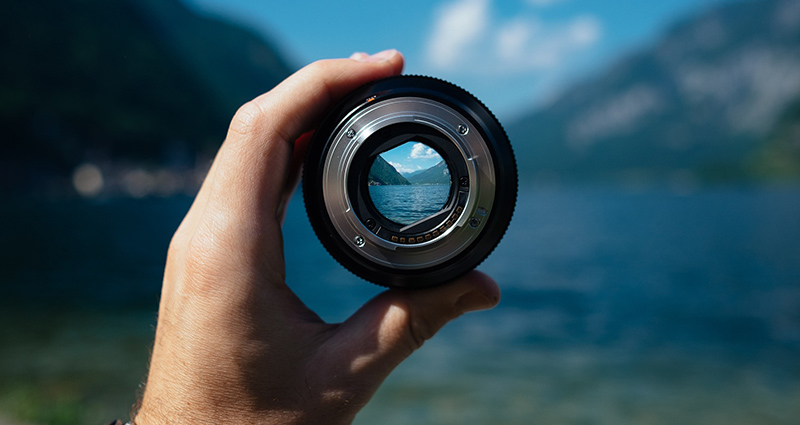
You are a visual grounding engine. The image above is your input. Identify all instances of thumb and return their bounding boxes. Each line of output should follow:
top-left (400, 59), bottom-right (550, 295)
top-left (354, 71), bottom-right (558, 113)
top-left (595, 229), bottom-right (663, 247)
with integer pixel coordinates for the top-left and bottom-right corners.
top-left (334, 271), bottom-right (500, 383)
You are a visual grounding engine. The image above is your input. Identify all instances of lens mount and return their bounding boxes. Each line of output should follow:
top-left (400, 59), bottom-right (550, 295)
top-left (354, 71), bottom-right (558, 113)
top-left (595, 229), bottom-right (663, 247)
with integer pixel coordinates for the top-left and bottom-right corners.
top-left (303, 76), bottom-right (516, 288)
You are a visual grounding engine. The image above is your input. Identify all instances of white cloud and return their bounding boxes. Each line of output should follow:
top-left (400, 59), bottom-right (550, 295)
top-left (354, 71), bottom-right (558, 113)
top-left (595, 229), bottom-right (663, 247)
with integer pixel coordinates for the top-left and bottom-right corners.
top-left (426, 0), bottom-right (602, 74)
top-left (497, 18), bottom-right (535, 61)
top-left (388, 161), bottom-right (422, 174)
top-left (569, 15), bottom-right (602, 45)
top-left (426, 0), bottom-right (489, 69)
top-left (493, 15), bottom-right (601, 71)
top-left (409, 143), bottom-right (440, 159)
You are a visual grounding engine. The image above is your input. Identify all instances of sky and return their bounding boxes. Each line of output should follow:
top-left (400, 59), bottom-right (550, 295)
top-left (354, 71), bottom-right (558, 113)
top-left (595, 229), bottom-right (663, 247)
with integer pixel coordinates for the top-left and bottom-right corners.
top-left (379, 142), bottom-right (445, 175)
top-left (183, 0), bottom-right (736, 120)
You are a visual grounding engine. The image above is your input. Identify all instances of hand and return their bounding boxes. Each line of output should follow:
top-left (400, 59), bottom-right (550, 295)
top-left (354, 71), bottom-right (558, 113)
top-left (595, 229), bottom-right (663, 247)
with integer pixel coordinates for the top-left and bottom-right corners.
top-left (134, 50), bottom-right (501, 425)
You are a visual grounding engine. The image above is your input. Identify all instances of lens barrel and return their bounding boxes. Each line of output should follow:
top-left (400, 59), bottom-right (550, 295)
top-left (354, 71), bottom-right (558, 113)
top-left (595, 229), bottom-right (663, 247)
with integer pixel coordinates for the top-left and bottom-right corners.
top-left (303, 76), bottom-right (516, 288)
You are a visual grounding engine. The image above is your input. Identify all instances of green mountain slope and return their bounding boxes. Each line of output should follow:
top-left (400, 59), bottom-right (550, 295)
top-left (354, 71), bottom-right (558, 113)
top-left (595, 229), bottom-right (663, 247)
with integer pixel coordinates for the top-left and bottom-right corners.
top-left (0, 0), bottom-right (293, 194)
top-left (368, 156), bottom-right (411, 185)
top-left (507, 0), bottom-right (800, 183)
top-left (407, 161), bottom-right (451, 185)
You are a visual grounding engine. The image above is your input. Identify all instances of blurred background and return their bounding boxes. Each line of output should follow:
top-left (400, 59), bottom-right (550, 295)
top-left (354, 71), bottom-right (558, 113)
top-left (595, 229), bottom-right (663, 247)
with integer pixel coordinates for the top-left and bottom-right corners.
top-left (1, 0), bottom-right (799, 423)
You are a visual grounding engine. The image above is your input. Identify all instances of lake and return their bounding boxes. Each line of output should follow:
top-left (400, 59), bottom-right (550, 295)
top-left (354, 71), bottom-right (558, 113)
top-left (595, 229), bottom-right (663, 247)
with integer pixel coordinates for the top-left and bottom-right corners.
top-left (1, 185), bottom-right (799, 424)
top-left (368, 184), bottom-right (450, 225)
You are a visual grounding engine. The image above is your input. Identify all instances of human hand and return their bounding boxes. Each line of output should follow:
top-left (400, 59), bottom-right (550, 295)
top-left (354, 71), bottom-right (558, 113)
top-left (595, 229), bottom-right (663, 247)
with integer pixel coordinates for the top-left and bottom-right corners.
top-left (134, 50), bottom-right (501, 425)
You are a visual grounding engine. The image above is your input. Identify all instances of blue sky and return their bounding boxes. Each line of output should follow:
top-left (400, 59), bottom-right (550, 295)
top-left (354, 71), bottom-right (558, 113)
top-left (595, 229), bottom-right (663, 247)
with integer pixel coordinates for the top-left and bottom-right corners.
top-left (183, 0), bottom-right (735, 120)
top-left (378, 142), bottom-right (445, 175)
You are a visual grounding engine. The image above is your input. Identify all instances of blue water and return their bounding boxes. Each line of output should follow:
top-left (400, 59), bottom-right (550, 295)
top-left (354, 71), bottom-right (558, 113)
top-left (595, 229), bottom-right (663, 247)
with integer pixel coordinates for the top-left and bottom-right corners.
top-left (368, 184), bottom-right (450, 224)
top-left (2, 185), bottom-right (800, 424)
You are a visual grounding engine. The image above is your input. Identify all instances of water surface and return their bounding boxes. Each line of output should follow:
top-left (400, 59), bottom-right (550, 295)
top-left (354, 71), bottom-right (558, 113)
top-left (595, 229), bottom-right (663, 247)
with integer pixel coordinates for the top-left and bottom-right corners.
top-left (368, 184), bottom-right (450, 224)
top-left (1, 185), bottom-right (799, 424)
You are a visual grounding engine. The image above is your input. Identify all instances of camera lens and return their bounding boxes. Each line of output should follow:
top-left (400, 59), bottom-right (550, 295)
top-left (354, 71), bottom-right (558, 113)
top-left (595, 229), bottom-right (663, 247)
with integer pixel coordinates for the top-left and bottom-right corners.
top-left (303, 76), bottom-right (516, 288)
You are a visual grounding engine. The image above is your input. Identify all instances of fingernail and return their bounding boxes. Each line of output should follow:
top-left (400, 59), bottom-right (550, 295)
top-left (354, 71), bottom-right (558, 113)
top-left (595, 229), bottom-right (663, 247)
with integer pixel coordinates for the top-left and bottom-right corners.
top-left (455, 289), bottom-right (499, 313)
top-left (353, 49), bottom-right (398, 63)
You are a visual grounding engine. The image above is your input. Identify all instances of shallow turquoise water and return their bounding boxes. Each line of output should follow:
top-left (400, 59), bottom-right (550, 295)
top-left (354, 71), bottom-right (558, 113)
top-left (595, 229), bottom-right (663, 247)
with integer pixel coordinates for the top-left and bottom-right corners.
top-left (1, 185), bottom-right (799, 424)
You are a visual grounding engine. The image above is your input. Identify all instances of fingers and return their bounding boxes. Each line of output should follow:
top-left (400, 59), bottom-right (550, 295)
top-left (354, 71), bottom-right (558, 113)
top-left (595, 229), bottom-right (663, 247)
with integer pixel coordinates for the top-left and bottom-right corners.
top-left (163, 50), bottom-right (404, 316)
top-left (277, 131), bottom-right (313, 224)
top-left (331, 271), bottom-right (500, 383)
top-left (205, 51), bottom-right (405, 225)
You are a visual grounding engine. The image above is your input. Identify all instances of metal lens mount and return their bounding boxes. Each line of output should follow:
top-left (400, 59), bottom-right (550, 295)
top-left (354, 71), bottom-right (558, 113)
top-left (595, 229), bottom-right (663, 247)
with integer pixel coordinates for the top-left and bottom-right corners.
top-left (303, 76), bottom-right (517, 288)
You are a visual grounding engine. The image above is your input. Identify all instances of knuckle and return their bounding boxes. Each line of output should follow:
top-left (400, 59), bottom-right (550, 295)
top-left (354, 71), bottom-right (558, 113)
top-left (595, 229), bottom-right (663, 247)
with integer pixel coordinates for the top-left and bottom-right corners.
top-left (182, 225), bottom-right (221, 272)
top-left (178, 224), bottom-right (231, 296)
top-left (304, 58), bottom-right (335, 76)
top-left (406, 305), bottom-right (462, 350)
top-left (407, 313), bottom-right (437, 350)
top-left (166, 231), bottom-right (185, 265)
top-left (167, 218), bottom-right (194, 255)
top-left (228, 100), bottom-right (265, 138)
top-left (319, 388), bottom-right (366, 418)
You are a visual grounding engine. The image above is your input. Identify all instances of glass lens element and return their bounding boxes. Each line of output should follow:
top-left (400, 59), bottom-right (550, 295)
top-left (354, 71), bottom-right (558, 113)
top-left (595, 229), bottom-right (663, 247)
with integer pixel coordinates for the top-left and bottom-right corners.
top-left (367, 142), bottom-right (451, 225)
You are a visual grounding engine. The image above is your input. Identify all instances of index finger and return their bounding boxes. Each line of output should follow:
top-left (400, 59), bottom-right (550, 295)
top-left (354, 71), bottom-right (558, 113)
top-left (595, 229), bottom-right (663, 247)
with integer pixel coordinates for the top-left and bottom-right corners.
top-left (204, 51), bottom-right (405, 224)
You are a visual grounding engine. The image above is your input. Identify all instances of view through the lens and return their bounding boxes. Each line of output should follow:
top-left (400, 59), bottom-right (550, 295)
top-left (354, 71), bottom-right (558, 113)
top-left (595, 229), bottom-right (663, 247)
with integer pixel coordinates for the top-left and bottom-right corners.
top-left (368, 142), bottom-right (451, 225)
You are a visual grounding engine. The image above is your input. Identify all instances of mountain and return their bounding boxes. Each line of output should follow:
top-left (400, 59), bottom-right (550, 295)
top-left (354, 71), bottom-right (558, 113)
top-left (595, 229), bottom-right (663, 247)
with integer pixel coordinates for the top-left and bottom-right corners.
top-left (401, 169), bottom-right (425, 178)
top-left (368, 156), bottom-right (411, 185)
top-left (407, 161), bottom-right (452, 185)
top-left (0, 0), bottom-right (293, 195)
top-left (507, 0), bottom-right (800, 183)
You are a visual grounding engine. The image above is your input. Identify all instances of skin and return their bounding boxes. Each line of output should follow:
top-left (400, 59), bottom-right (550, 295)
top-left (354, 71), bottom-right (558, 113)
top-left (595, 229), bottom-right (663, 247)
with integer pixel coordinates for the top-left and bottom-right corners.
top-left (134, 50), bottom-right (501, 425)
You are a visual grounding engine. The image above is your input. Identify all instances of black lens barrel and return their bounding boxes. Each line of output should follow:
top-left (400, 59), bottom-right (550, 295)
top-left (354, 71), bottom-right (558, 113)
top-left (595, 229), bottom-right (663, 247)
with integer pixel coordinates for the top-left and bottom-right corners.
top-left (303, 76), bottom-right (517, 288)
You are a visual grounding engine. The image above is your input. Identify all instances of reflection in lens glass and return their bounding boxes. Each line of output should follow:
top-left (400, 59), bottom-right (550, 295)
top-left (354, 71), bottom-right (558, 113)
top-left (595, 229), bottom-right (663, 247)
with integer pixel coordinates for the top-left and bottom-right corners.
top-left (368, 142), bottom-right (451, 225)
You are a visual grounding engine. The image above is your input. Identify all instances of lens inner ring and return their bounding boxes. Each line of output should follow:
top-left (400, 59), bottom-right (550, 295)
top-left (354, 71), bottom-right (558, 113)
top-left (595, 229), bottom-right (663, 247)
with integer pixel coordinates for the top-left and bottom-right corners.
top-left (349, 122), bottom-right (466, 237)
top-left (321, 97), bottom-right (496, 270)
